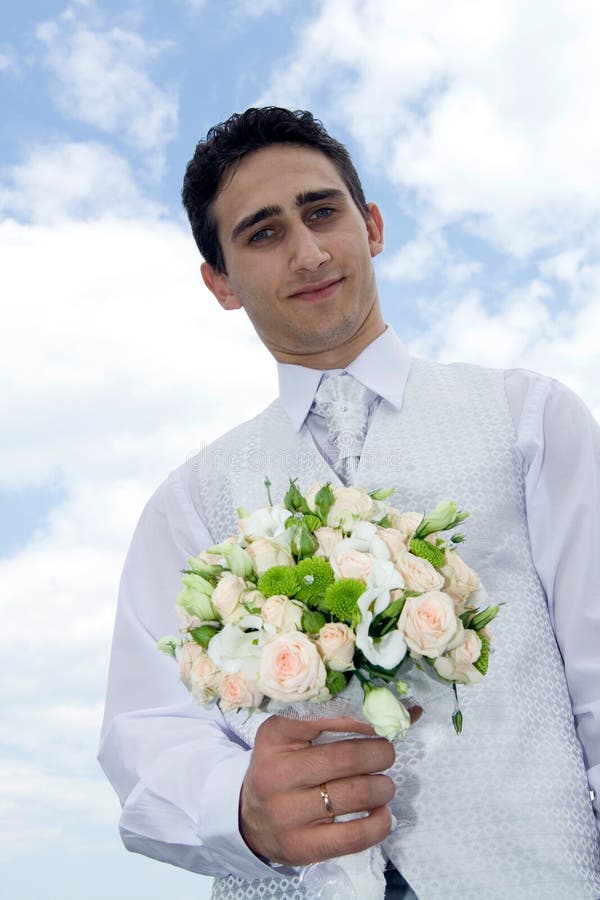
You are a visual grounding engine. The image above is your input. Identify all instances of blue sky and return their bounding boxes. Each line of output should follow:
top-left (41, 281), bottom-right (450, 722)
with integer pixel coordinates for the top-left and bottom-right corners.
top-left (1, 2), bottom-right (600, 898)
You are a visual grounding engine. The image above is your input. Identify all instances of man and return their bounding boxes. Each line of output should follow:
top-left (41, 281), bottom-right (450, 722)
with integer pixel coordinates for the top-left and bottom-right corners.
top-left (99, 107), bottom-right (600, 899)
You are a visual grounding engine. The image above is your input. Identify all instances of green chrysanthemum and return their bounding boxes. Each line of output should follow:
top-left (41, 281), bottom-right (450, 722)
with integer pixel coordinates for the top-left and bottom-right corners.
top-left (257, 566), bottom-right (300, 599)
top-left (323, 578), bottom-right (365, 625)
top-left (410, 537), bottom-right (446, 569)
top-left (474, 633), bottom-right (490, 675)
top-left (295, 558), bottom-right (335, 606)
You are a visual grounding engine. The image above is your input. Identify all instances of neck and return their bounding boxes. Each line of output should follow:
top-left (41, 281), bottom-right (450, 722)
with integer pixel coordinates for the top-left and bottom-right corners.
top-left (270, 305), bottom-right (386, 370)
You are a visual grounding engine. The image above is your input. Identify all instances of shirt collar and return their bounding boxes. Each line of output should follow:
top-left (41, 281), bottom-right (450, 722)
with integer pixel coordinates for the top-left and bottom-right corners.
top-left (277, 325), bottom-right (410, 432)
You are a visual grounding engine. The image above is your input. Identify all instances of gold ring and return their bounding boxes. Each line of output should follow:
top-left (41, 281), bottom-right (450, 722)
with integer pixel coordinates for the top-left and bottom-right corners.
top-left (319, 782), bottom-right (335, 819)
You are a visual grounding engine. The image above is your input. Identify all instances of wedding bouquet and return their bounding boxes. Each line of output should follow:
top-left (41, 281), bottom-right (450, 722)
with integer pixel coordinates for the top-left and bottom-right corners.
top-left (159, 479), bottom-right (499, 737)
top-left (159, 479), bottom-right (499, 899)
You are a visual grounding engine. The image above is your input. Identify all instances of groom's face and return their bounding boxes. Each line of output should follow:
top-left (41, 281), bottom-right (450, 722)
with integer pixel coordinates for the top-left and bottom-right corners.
top-left (201, 143), bottom-right (384, 363)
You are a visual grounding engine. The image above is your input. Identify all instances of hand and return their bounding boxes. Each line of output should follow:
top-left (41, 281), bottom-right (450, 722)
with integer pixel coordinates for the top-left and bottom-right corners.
top-left (239, 714), bottom-right (397, 867)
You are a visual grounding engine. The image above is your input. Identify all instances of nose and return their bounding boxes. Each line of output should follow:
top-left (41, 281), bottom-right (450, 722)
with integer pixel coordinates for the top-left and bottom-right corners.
top-left (289, 224), bottom-right (331, 272)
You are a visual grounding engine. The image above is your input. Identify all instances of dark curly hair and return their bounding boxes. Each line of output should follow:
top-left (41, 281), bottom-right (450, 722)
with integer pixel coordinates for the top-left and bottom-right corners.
top-left (181, 107), bottom-right (368, 273)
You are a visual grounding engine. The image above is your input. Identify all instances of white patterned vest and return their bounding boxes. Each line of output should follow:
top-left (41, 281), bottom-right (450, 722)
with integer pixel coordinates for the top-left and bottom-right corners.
top-left (194, 359), bottom-right (600, 900)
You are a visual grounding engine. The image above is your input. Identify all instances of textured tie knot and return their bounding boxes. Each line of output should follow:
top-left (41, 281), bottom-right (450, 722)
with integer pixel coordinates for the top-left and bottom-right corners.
top-left (312, 373), bottom-right (376, 477)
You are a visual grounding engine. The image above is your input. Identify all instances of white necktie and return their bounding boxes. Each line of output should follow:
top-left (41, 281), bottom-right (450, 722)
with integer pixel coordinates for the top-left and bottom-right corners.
top-left (312, 372), bottom-right (377, 484)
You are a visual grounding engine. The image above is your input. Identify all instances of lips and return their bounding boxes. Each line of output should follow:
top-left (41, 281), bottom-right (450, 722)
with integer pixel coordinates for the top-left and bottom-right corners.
top-left (289, 277), bottom-right (344, 301)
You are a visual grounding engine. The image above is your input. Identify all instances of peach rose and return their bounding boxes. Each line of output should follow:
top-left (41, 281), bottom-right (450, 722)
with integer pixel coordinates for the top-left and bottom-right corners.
top-left (178, 641), bottom-right (205, 689)
top-left (304, 482), bottom-right (322, 512)
top-left (258, 632), bottom-right (327, 702)
top-left (327, 487), bottom-right (374, 530)
top-left (219, 673), bottom-right (263, 711)
top-left (314, 527), bottom-right (342, 558)
top-left (331, 548), bottom-right (374, 582)
top-left (376, 527), bottom-right (408, 561)
top-left (387, 510), bottom-right (424, 541)
top-left (434, 629), bottom-right (483, 685)
top-left (398, 590), bottom-right (464, 659)
top-left (317, 622), bottom-right (355, 671)
top-left (396, 551), bottom-right (445, 593)
top-left (189, 649), bottom-right (222, 704)
top-left (245, 538), bottom-right (293, 576)
top-left (261, 595), bottom-right (304, 632)
top-left (443, 550), bottom-right (480, 608)
top-left (211, 573), bottom-right (246, 623)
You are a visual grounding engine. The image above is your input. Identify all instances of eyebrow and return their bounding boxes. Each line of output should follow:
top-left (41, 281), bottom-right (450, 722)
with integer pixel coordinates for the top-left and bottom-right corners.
top-left (230, 188), bottom-right (346, 242)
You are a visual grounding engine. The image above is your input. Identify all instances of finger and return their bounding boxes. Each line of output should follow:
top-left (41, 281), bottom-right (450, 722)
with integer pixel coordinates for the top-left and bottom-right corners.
top-left (275, 805), bottom-right (393, 867)
top-left (269, 774), bottom-right (395, 828)
top-left (256, 714), bottom-right (376, 749)
top-left (407, 702), bottom-right (423, 725)
top-left (285, 734), bottom-right (396, 790)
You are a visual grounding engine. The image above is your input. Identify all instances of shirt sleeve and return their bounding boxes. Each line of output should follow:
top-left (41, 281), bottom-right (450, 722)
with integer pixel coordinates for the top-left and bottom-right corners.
top-left (97, 459), bottom-right (280, 879)
top-left (506, 370), bottom-right (600, 826)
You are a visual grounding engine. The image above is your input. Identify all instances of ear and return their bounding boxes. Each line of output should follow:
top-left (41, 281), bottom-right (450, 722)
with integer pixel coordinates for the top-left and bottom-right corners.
top-left (365, 202), bottom-right (384, 258)
top-left (200, 261), bottom-right (242, 310)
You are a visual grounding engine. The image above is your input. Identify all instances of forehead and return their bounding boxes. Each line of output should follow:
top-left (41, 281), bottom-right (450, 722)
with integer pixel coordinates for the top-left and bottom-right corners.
top-left (212, 144), bottom-right (348, 237)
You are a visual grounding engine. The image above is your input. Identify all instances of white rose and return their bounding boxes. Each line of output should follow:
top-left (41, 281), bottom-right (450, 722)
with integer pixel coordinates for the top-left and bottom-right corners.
top-left (442, 550), bottom-right (480, 608)
top-left (396, 551), bottom-right (445, 593)
top-left (314, 527), bottom-right (342, 558)
top-left (258, 632), bottom-right (327, 702)
top-left (219, 673), bottom-right (263, 711)
top-left (178, 641), bottom-right (205, 689)
top-left (189, 649), bottom-right (222, 704)
top-left (434, 629), bottom-right (483, 685)
top-left (362, 687), bottom-right (411, 741)
top-left (330, 547), bottom-right (374, 582)
top-left (327, 487), bottom-right (374, 530)
top-left (211, 573), bottom-right (247, 623)
top-left (261, 595), bottom-right (304, 632)
top-left (398, 591), bottom-right (464, 659)
top-left (317, 622), bottom-right (355, 671)
top-left (245, 538), bottom-right (294, 575)
top-left (387, 510), bottom-right (424, 541)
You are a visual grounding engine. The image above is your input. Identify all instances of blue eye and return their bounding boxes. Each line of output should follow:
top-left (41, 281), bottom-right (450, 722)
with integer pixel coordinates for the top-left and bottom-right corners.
top-left (311, 207), bottom-right (334, 220)
top-left (249, 227), bottom-right (274, 243)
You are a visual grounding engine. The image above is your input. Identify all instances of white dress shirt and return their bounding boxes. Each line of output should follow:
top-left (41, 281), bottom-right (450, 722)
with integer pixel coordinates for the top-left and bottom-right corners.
top-left (98, 326), bottom-right (600, 879)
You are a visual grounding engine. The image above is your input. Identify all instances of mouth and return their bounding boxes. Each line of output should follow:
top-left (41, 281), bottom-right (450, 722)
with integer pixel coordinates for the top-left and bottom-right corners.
top-left (289, 277), bottom-right (344, 302)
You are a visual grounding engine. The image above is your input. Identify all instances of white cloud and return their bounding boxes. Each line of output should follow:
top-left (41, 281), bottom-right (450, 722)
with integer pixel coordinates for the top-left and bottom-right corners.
top-left (234, 0), bottom-right (289, 18)
top-left (36, 7), bottom-right (178, 171)
top-left (0, 44), bottom-right (18, 73)
top-left (0, 215), bottom-right (274, 490)
top-left (0, 141), bottom-right (161, 223)
top-left (259, 0), bottom-right (600, 258)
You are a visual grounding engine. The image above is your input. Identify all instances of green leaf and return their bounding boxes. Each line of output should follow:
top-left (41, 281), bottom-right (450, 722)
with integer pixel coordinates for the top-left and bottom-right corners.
top-left (189, 625), bottom-right (220, 648)
top-left (375, 514), bottom-right (393, 528)
top-left (326, 669), bottom-right (350, 696)
top-left (301, 609), bottom-right (327, 634)
top-left (370, 594), bottom-right (407, 636)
